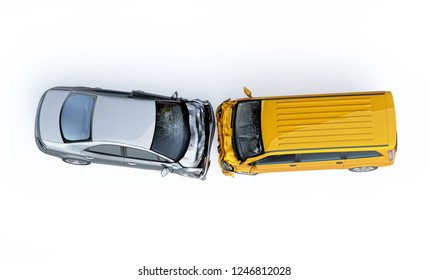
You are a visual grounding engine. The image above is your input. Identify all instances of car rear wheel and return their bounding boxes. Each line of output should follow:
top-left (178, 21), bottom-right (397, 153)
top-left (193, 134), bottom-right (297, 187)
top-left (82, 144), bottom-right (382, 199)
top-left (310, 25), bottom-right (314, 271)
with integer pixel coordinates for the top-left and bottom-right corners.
top-left (62, 158), bottom-right (90, 165)
top-left (349, 166), bottom-right (378, 172)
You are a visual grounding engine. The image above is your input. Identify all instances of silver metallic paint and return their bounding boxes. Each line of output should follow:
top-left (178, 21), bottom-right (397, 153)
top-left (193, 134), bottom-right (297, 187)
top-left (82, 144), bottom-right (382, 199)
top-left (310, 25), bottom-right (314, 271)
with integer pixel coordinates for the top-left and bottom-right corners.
top-left (35, 86), bottom-right (215, 180)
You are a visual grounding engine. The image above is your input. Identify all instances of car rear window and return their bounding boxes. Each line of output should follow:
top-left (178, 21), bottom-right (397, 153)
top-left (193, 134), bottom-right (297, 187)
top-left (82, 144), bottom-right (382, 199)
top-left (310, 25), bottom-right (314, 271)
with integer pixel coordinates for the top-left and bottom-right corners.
top-left (60, 93), bottom-right (96, 142)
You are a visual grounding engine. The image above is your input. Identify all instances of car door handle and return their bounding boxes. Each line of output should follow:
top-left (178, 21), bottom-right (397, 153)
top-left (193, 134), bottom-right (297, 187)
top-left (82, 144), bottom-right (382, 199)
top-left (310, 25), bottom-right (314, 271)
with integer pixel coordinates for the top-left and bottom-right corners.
top-left (290, 164), bottom-right (296, 167)
top-left (336, 162), bottom-right (343, 164)
top-left (127, 162), bottom-right (136, 166)
top-left (85, 156), bottom-right (94, 160)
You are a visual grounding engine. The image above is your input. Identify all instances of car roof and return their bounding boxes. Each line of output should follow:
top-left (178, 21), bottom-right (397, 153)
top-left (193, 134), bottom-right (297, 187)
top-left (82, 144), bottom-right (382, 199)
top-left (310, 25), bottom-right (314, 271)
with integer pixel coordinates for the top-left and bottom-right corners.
top-left (260, 91), bottom-right (392, 152)
top-left (92, 95), bottom-right (156, 149)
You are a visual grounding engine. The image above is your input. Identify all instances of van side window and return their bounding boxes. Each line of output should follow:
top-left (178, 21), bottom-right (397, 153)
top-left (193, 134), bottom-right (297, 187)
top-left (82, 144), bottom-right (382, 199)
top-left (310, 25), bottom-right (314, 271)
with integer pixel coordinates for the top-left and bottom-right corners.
top-left (347, 151), bottom-right (381, 159)
top-left (300, 152), bottom-right (342, 162)
top-left (254, 154), bottom-right (295, 165)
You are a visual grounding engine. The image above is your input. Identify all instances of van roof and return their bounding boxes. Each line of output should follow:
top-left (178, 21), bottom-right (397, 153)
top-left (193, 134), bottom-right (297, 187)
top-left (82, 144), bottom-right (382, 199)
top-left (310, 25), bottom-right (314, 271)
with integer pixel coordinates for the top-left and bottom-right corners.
top-left (260, 91), bottom-right (393, 152)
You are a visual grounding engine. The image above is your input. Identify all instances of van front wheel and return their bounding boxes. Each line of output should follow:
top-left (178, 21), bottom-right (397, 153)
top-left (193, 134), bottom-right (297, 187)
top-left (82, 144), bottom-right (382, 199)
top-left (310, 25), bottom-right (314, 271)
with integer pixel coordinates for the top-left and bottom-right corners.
top-left (349, 166), bottom-right (378, 172)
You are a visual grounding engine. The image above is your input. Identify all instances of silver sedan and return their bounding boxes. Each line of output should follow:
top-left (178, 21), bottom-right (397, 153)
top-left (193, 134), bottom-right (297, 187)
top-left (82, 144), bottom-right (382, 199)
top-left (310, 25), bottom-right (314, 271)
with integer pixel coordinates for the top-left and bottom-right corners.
top-left (35, 86), bottom-right (215, 180)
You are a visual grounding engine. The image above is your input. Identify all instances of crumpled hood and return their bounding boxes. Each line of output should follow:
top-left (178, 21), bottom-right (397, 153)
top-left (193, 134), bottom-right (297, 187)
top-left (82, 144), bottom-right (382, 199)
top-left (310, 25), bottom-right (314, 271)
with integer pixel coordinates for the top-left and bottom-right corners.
top-left (179, 100), bottom-right (209, 168)
top-left (216, 99), bottom-right (240, 176)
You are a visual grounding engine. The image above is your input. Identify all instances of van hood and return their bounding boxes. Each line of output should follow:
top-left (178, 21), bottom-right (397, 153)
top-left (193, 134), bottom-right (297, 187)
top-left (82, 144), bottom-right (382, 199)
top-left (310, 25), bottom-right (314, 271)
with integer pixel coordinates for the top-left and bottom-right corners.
top-left (216, 99), bottom-right (239, 176)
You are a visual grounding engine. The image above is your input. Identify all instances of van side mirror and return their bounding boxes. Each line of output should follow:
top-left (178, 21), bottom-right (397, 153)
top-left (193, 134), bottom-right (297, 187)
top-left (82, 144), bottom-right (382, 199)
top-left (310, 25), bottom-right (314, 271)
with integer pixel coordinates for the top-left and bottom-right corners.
top-left (161, 167), bottom-right (172, 177)
top-left (249, 165), bottom-right (257, 175)
top-left (244, 87), bottom-right (252, 98)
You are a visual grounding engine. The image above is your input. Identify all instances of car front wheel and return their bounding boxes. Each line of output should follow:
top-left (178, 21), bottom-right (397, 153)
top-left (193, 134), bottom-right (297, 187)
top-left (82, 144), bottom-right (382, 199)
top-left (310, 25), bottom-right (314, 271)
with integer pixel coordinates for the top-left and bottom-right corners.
top-left (349, 166), bottom-right (378, 172)
top-left (62, 158), bottom-right (90, 165)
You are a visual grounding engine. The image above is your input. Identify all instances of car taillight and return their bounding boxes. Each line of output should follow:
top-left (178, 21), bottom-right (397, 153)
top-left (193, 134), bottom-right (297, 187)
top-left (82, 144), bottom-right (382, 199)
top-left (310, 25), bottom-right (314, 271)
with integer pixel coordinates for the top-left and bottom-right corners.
top-left (388, 150), bottom-right (395, 161)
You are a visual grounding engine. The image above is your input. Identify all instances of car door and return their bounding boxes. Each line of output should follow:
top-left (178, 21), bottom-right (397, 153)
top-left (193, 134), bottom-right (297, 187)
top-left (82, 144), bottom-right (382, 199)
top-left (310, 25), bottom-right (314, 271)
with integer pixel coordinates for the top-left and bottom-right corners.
top-left (250, 154), bottom-right (297, 174)
top-left (124, 147), bottom-right (168, 171)
top-left (81, 144), bottom-right (125, 167)
top-left (296, 152), bottom-right (344, 171)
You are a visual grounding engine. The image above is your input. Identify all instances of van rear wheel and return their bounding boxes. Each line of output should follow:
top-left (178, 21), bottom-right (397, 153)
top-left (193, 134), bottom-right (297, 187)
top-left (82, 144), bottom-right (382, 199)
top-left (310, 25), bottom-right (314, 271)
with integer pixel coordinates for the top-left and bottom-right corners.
top-left (349, 166), bottom-right (378, 172)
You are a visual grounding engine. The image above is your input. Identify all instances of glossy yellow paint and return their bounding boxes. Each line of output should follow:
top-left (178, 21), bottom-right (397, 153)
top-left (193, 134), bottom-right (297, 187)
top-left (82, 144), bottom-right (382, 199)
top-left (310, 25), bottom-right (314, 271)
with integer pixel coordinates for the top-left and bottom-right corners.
top-left (216, 99), bottom-right (238, 176)
top-left (217, 90), bottom-right (397, 176)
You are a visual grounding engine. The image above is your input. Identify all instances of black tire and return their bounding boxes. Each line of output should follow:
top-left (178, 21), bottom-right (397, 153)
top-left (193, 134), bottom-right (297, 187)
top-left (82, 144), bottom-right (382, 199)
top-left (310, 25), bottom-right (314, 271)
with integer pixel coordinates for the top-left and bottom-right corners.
top-left (349, 166), bottom-right (378, 172)
top-left (62, 158), bottom-right (90, 165)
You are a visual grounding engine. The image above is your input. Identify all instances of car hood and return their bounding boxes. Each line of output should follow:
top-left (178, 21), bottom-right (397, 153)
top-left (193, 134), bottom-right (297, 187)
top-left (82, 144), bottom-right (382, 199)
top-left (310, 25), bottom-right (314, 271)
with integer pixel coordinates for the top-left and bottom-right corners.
top-left (92, 96), bottom-right (156, 148)
top-left (179, 100), bottom-right (214, 169)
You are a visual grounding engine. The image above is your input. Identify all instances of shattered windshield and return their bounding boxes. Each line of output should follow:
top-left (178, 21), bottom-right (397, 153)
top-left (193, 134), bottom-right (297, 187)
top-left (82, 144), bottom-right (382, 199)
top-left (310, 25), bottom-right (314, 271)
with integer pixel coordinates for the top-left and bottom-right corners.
top-left (233, 100), bottom-right (264, 161)
top-left (150, 101), bottom-right (190, 161)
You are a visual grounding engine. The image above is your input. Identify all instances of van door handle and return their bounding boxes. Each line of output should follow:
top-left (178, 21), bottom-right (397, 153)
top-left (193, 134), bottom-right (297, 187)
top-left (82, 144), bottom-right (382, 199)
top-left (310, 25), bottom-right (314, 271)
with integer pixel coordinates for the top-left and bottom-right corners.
top-left (290, 164), bottom-right (296, 167)
top-left (127, 162), bottom-right (136, 166)
top-left (336, 162), bottom-right (343, 164)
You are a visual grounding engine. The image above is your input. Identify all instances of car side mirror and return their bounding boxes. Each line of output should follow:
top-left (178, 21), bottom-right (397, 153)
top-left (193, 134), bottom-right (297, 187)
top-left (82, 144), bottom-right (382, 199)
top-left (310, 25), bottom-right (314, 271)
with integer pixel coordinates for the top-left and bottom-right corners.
top-left (171, 91), bottom-right (178, 99)
top-left (244, 86), bottom-right (252, 98)
top-left (161, 166), bottom-right (172, 177)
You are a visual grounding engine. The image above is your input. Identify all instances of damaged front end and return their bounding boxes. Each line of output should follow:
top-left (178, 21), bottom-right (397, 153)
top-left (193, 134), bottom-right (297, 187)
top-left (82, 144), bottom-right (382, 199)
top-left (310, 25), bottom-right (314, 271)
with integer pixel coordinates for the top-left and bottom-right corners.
top-left (216, 100), bottom-right (240, 176)
top-left (216, 99), bottom-right (263, 176)
top-left (177, 100), bottom-right (215, 180)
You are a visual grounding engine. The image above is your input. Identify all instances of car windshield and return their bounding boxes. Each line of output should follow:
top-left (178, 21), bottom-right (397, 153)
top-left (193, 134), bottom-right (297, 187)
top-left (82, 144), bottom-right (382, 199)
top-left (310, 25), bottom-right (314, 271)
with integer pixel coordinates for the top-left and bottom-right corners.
top-left (233, 100), bottom-right (264, 161)
top-left (60, 93), bottom-right (95, 142)
top-left (150, 101), bottom-right (190, 161)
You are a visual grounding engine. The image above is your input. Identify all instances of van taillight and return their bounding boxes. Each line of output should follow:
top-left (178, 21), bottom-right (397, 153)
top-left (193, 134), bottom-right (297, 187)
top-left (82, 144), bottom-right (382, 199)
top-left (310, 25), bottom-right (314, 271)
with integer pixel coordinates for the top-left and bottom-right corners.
top-left (388, 150), bottom-right (395, 161)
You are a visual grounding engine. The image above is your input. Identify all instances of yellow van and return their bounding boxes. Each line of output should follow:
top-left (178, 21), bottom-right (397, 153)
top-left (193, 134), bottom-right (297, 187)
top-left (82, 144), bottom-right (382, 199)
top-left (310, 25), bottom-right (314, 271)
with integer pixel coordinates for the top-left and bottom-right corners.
top-left (216, 88), bottom-right (397, 176)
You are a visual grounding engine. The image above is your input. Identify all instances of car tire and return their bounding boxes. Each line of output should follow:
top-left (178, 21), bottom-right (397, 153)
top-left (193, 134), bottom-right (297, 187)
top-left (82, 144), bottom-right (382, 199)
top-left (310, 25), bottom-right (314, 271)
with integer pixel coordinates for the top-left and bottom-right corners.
top-left (348, 166), bottom-right (378, 172)
top-left (62, 158), bottom-right (91, 165)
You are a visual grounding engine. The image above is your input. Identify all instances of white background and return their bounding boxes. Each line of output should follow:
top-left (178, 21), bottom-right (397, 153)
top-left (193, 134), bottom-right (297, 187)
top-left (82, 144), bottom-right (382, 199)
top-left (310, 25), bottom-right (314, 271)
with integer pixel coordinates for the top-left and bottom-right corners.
top-left (1, 0), bottom-right (428, 279)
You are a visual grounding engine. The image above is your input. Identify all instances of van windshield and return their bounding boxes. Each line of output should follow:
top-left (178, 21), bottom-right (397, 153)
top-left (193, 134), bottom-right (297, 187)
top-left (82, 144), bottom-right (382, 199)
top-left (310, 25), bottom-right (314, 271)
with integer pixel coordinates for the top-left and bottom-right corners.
top-left (232, 100), bottom-right (264, 161)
